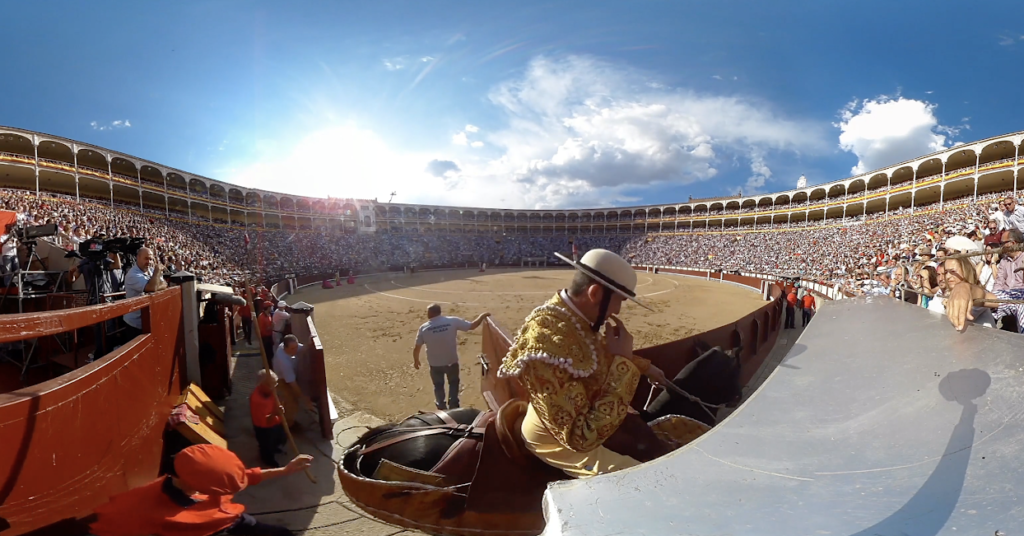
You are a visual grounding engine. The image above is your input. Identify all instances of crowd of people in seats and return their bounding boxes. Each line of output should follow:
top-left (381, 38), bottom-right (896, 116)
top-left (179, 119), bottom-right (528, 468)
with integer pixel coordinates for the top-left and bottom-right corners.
top-left (3, 185), bottom-right (1024, 336)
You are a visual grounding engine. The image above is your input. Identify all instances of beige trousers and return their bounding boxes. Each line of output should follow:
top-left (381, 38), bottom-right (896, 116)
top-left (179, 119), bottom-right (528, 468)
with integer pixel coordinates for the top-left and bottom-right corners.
top-left (520, 403), bottom-right (640, 479)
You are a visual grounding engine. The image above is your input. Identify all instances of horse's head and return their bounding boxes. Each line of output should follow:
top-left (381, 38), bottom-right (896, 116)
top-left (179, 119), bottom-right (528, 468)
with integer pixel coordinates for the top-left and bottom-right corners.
top-left (675, 345), bottom-right (743, 407)
top-left (644, 344), bottom-right (744, 426)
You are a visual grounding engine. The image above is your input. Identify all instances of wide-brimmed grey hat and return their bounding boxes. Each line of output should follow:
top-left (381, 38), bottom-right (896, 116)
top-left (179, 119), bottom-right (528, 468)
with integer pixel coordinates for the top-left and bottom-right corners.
top-left (554, 249), bottom-right (652, 310)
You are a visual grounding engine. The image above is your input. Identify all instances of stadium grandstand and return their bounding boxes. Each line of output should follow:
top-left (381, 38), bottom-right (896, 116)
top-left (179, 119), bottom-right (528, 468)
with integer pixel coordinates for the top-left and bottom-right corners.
top-left (1, 125), bottom-right (1023, 296)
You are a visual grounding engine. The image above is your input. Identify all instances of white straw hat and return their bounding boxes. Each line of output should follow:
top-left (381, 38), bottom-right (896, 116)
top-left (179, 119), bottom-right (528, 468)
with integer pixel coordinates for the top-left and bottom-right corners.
top-left (554, 249), bottom-right (652, 310)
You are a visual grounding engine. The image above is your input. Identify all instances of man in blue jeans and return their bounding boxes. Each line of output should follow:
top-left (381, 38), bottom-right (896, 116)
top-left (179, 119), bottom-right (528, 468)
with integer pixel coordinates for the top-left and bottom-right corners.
top-left (413, 304), bottom-right (490, 410)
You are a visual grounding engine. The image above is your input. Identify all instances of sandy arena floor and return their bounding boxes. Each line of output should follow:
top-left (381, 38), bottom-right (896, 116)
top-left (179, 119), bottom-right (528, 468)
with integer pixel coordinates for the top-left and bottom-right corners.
top-left (291, 268), bottom-right (766, 421)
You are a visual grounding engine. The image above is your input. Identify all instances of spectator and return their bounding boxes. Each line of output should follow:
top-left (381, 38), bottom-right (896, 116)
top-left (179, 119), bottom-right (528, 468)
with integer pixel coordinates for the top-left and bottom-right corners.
top-left (994, 229), bottom-right (1024, 292)
top-left (122, 247), bottom-right (167, 340)
top-left (258, 307), bottom-right (274, 359)
top-left (237, 299), bottom-right (253, 346)
top-left (1003, 196), bottom-right (1024, 232)
top-left (1, 223), bottom-right (18, 287)
top-left (413, 304), bottom-right (490, 410)
top-left (250, 369), bottom-right (286, 468)
top-left (801, 292), bottom-right (815, 326)
top-left (89, 444), bottom-right (311, 536)
top-left (784, 289), bottom-right (797, 330)
top-left (272, 301), bottom-right (291, 348)
top-left (272, 334), bottom-right (313, 424)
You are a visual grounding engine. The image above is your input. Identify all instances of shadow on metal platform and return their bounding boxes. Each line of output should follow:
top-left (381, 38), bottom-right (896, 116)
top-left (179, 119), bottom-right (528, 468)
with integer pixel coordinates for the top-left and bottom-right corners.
top-left (540, 297), bottom-right (1024, 536)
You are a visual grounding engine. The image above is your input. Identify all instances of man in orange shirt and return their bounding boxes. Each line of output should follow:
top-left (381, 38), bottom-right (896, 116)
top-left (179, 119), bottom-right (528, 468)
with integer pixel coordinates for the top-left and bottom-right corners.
top-left (238, 299), bottom-right (253, 346)
top-left (258, 308), bottom-right (274, 359)
top-left (251, 370), bottom-right (286, 467)
top-left (89, 444), bottom-right (311, 536)
top-left (785, 288), bottom-right (798, 329)
top-left (801, 293), bottom-right (815, 326)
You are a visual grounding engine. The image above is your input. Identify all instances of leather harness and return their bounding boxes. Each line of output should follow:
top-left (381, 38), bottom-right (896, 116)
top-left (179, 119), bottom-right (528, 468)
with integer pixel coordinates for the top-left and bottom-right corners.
top-left (357, 410), bottom-right (489, 462)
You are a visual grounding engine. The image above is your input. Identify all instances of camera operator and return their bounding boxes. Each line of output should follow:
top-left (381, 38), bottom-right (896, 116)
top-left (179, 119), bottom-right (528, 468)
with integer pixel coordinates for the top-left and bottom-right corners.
top-left (122, 246), bottom-right (168, 340)
top-left (70, 251), bottom-right (123, 361)
top-left (70, 251), bottom-right (123, 305)
top-left (1, 223), bottom-right (18, 287)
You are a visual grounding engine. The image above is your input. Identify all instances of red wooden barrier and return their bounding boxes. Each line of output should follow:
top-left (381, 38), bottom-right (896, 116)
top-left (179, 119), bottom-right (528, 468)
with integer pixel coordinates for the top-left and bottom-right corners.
top-left (0, 288), bottom-right (185, 535)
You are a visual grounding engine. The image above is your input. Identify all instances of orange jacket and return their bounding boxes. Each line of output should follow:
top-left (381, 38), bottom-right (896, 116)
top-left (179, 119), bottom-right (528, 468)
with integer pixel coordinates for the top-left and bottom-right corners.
top-left (802, 295), bottom-right (815, 310)
top-left (90, 471), bottom-right (262, 536)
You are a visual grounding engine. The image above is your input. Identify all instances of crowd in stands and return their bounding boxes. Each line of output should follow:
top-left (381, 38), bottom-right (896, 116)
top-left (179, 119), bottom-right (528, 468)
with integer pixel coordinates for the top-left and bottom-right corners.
top-left (3, 185), bottom-right (1024, 335)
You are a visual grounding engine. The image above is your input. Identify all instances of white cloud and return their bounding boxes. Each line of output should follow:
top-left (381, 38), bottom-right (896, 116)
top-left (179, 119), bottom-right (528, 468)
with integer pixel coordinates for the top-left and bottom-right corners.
top-left (739, 152), bottom-right (772, 194)
top-left (425, 159), bottom-right (460, 177)
top-left (91, 119), bottom-right (132, 131)
top-left (383, 57), bottom-right (407, 71)
top-left (482, 55), bottom-right (824, 207)
top-left (224, 55), bottom-right (824, 210)
top-left (836, 96), bottom-right (952, 175)
top-left (712, 75), bottom-right (723, 80)
top-left (421, 56), bottom-right (435, 62)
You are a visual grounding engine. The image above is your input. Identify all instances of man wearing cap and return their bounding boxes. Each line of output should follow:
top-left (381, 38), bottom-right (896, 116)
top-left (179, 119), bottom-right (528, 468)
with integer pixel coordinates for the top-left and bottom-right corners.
top-left (89, 444), bottom-right (312, 536)
top-left (498, 249), bottom-right (669, 478)
top-left (272, 301), bottom-right (291, 348)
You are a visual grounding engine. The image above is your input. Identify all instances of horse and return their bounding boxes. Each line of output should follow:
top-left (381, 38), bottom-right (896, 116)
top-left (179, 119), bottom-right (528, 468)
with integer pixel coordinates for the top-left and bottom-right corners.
top-left (355, 407), bottom-right (482, 479)
top-left (639, 344), bottom-right (744, 427)
top-left (352, 344), bottom-right (744, 479)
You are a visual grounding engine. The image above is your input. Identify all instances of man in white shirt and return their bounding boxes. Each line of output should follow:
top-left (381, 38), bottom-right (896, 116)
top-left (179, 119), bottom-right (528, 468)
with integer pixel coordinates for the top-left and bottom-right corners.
top-left (272, 334), bottom-right (313, 423)
top-left (1, 223), bottom-right (18, 288)
top-left (413, 304), bottom-right (490, 410)
top-left (272, 300), bottom-right (291, 347)
top-left (1002, 196), bottom-right (1024, 232)
top-left (122, 247), bottom-right (167, 340)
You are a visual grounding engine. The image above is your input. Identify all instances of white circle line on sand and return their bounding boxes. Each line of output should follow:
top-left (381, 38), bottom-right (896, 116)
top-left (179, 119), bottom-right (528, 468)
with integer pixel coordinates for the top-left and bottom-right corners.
top-left (389, 280), bottom-right (554, 295)
top-left (639, 278), bottom-right (680, 298)
top-left (387, 274), bottom-right (663, 297)
top-left (363, 283), bottom-right (481, 305)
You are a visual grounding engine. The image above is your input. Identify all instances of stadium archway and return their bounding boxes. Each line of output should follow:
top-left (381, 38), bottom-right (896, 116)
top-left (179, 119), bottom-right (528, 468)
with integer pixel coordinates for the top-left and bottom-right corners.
top-left (110, 156), bottom-right (140, 185)
top-left (112, 182), bottom-right (140, 209)
top-left (164, 172), bottom-right (185, 193)
top-left (189, 178), bottom-right (208, 198)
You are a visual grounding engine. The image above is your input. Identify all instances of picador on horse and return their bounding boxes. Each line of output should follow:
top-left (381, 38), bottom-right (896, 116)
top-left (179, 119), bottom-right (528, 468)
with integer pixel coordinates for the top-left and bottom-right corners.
top-left (498, 248), bottom-right (674, 478)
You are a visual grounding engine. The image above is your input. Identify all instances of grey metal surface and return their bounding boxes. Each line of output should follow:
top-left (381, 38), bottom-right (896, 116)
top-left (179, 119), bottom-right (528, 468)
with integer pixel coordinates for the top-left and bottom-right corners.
top-left (541, 297), bottom-right (1024, 536)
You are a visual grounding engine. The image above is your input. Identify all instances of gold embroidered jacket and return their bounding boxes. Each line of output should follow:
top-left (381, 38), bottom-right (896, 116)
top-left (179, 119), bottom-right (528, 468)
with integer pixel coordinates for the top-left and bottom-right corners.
top-left (498, 292), bottom-right (648, 453)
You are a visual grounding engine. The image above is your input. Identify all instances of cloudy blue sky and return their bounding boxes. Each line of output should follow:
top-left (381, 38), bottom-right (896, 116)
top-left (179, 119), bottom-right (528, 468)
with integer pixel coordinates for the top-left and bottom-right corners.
top-left (1, 1), bottom-right (1021, 209)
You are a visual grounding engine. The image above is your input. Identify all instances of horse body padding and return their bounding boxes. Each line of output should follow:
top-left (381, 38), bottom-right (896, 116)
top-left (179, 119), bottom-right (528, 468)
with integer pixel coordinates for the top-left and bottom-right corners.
top-left (339, 414), bottom-right (560, 536)
top-left (648, 415), bottom-right (711, 447)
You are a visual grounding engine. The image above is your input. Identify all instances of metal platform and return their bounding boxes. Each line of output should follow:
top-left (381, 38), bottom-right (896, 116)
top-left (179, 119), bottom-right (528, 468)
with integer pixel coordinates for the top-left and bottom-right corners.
top-left (541, 296), bottom-right (1024, 535)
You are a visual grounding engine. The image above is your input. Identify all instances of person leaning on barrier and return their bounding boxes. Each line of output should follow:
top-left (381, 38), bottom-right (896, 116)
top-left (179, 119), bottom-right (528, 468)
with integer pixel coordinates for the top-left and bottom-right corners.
top-left (412, 303), bottom-right (491, 410)
top-left (944, 253), bottom-right (1024, 333)
top-left (122, 247), bottom-right (168, 340)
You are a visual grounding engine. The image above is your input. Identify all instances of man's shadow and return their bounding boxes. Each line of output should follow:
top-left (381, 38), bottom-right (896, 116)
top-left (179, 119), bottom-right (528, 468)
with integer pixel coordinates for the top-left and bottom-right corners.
top-left (848, 368), bottom-right (990, 536)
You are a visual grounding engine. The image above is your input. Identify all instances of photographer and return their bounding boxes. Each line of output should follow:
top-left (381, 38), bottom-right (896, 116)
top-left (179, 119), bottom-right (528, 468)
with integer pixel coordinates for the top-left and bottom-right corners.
top-left (122, 247), bottom-right (168, 340)
top-left (1, 223), bottom-right (18, 287)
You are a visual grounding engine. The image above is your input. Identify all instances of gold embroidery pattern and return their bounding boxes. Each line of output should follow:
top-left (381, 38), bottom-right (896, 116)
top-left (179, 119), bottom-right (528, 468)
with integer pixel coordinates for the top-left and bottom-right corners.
top-left (500, 293), bottom-right (641, 452)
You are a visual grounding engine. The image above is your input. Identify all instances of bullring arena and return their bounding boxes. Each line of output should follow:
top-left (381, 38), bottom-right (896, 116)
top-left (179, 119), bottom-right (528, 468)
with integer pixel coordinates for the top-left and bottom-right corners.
top-left (1, 124), bottom-right (1023, 536)
top-left (292, 268), bottom-right (766, 420)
